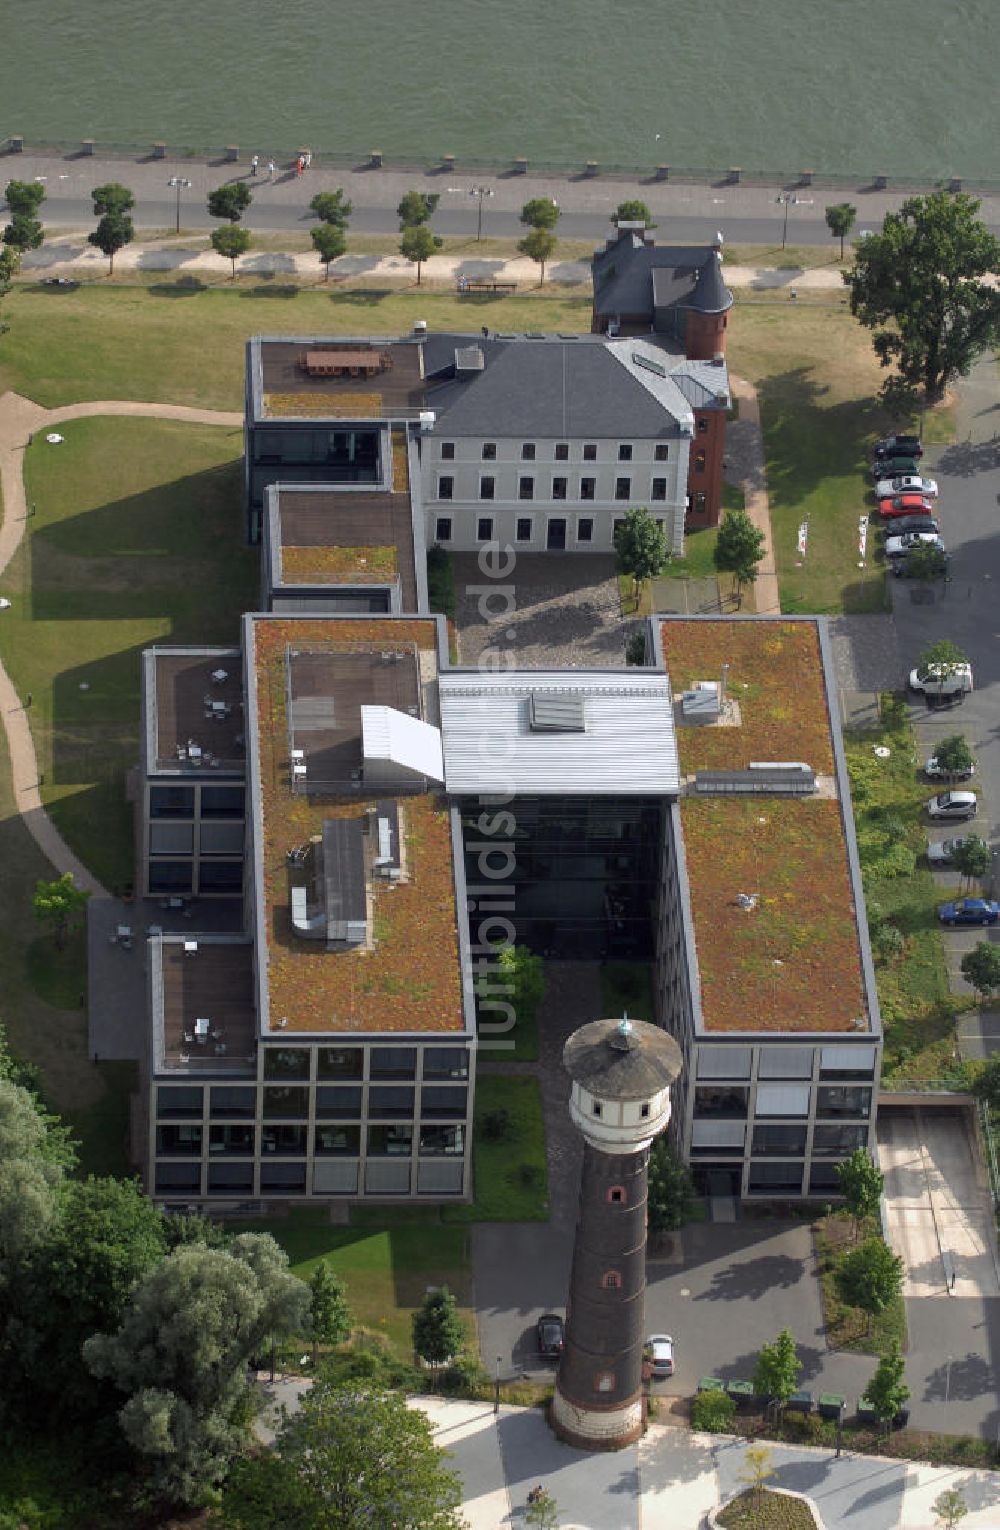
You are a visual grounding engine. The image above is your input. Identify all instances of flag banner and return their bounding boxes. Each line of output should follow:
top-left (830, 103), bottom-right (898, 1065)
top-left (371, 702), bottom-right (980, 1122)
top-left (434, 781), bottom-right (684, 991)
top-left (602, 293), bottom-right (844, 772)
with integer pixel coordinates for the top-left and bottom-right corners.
top-left (858, 516), bottom-right (868, 561)
top-left (797, 520), bottom-right (809, 557)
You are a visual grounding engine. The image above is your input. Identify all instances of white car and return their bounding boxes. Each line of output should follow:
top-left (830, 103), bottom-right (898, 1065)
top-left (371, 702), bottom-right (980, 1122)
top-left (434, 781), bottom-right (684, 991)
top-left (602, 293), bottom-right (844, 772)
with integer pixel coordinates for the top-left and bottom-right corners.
top-left (924, 753), bottom-right (975, 781)
top-left (875, 474), bottom-right (938, 500)
top-left (909, 663), bottom-right (973, 697)
top-left (885, 531), bottom-right (944, 559)
top-left (644, 1334), bottom-right (675, 1378)
top-left (926, 790), bottom-right (978, 820)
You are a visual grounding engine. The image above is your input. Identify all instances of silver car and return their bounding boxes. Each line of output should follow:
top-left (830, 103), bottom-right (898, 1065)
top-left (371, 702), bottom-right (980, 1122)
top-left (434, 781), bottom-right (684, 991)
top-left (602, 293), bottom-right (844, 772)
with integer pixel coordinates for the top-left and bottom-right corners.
top-left (927, 834), bottom-right (981, 865)
top-left (875, 473), bottom-right (938, 499)
top-left (926, 791), bottom-right (978, 820)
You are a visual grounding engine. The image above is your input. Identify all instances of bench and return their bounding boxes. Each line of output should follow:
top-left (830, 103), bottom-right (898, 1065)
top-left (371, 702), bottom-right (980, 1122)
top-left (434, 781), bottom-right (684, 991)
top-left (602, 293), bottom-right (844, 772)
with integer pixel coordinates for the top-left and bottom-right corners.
top-left (457, 278), bottom-right (518, 294)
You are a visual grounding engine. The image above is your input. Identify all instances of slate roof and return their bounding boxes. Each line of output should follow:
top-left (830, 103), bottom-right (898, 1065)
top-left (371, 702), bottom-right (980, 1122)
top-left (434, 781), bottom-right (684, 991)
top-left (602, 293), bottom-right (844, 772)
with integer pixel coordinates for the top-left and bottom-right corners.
top-left (563, 1017), bottom-right (683, 1099)
top-left (423, 333), bottom-right (691, 438)
top-left (592, 232), bottom-right (734, 321)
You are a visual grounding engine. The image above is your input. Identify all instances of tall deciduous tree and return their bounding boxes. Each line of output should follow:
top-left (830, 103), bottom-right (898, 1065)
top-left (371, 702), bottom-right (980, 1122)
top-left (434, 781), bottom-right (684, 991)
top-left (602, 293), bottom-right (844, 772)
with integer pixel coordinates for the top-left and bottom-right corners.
top-left (960, 942), bottom-right (1000, 1000)
top-left (208, 183), bottom-right (253, 223)
top-left (863, 1341), bottom-right (909, 1435)
top-left (952, 836), bottom-right (991, 891)
top-left (713, 508), bottom-right (766, 605)
top-left (91, 182), bottom-right (135, 217)
top-left (647, 1137), bottom-right (698, 1236)
top-left (397, 191), bottom-right (439, 228)
top-left (614, 504), bottom-right (669, 603)
top-left (83, 1235), bottom-right (309, 1506)
top-left (412, 1286), bottom-right (464, 1372)
top-left (825, 202), bottom-right (857, 259)
top-left (932, 734), bottom-right (974, 780)
top-left (903, 540), bottom-right (948, 585)
top-left (836, 1237), bottom-right (903, 1335)
top-left (0, 243), bottom-right (19, 303)
top-left (752, 1329), bottom-right (801, 1414)
top-left (615, 199), bottom-right (655, 227)
top-left (518, 225), bottom-right (557, 285)
top-left (309, 1260), bottom-right (352, 1360)
top-left (3, 214), bottom-right (43, 252)
top-left (212, 224), bottom-right (252, 278)
top-left (310, 222), bottom-right (346, 280)
top-left (89, 211), bottom-right (134, 274)
top-left (973, 1053), bottom-right (1000, 1113)
top-left (835, 1149), bottom-right (884, 1242)
top-left (4, 179), bottom-right (45, 218)
top-left (519, 197), bottom-right (560, 231)
top-left (844, 192), bottom-right (1000, 402)
top-left (916, 638), bottom-right (970, 693)
top-left (0, 1076), bottom-right (68, 1268)
top-left (32, 872), bottom-right (90, 951)
top-left (221, 1382), bottom-right (464, 1530)
top-left (400, 223), bottom-right (442, 285)
top-left (308, 189), bottom-right (352, 230)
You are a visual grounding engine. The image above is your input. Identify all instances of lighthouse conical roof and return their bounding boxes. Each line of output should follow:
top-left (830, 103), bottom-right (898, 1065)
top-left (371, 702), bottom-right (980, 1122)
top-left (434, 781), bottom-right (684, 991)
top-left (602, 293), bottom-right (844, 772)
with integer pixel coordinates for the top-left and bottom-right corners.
top-left (563, 1016), bottom-right (682, 1101)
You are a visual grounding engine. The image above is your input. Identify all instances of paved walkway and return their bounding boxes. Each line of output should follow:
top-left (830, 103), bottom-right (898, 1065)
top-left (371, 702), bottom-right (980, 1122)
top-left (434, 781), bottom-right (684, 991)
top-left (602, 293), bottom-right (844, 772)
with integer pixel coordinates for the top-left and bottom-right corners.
top-left (0, 391), bottom-right (242, 895)
top-left (727, 377), bottom-right (781, 614)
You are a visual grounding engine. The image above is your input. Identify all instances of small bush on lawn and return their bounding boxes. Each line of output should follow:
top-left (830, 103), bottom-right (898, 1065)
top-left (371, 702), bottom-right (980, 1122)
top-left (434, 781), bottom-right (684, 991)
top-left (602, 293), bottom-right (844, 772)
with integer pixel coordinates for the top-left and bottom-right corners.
top-left (690, 1389), bottom-right (737, 1432)
top-left (427, 544), bottom-right (456, 620)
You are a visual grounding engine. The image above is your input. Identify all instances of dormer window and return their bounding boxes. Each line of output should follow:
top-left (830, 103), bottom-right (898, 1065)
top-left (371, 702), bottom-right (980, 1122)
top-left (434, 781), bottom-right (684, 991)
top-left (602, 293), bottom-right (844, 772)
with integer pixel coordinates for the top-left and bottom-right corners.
top-left (592, 1100), bottom-right (603, 1118)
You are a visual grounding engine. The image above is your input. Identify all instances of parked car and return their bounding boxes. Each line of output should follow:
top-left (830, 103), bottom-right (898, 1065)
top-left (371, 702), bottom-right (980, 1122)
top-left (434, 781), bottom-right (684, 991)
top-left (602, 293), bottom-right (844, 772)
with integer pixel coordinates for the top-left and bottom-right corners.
top-left (937, 897), bottom-right (1000, 926)
top-left (879, 494), bottom-right (936, 519)
top-left (644, 1334), bottom-right (675, 1378)
top-left (874, 473), bottom-right (938, 499)
top-left (924, 753), bottom-right (975, 781)
top-left (871, 456), bottom-right (920, 481)
top-left (909, 663), bottom-right (973, 697)
top-left (926, 790), bottom-right (978, 820)
top-left (881, 513), bottom-right (939, 538)
top-left (891, 549), bottom-right (950, 578)
top-left (927, 834), bottom-right (985, 865)
top-left (874, 434), bottom-right (923, 459)
top-left (885, 531), bottom-right (944, 559)
top-left (536, 1313), bottom-right (565, 1359)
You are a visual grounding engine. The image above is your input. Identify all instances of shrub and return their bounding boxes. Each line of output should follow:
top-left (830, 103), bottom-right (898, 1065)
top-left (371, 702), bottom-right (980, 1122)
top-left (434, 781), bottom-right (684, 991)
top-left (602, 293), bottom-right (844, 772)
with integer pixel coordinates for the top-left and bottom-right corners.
top-left (517, 1162), bottom-right (543, 1189)
top-left (625, 630), bottom-right (647, 666)
top-left (481, 1107), bottom-right (511, 1142)
top-left (690, 1389), bottom-right (736, 1432)
top-left (872, 923), bottom-right (905, 962)
top-left (426, 544), bottom-right (456, 620)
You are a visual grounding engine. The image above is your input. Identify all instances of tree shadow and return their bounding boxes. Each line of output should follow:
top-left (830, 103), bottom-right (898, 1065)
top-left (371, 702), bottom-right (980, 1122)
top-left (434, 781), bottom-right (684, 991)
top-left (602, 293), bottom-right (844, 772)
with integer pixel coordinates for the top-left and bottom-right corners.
top-left (923, 1351), bottom-right (996, 1403)
top-left (146, 276), bottom-right (208, 298)
top-left (694, 1252), bottom-right (806, 1302)
top-left (238, 284), bottom-right (299, 300)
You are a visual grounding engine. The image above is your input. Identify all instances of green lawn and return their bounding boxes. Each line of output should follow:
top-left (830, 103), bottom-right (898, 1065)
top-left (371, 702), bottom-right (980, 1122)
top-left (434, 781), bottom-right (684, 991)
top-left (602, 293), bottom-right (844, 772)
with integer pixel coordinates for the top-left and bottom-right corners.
top-left (1, 416), bottom-right (256, 889)
top-left (444, 1073), bottom-right (548, 1223)
top-left (814, 1214), bottom-right (907, 1356)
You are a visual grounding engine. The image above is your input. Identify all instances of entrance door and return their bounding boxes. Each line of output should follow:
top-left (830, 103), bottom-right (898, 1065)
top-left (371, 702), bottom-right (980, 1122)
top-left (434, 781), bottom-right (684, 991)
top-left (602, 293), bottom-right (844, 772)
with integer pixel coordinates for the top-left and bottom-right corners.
top-left (547, 518), bottom-right (567, 550)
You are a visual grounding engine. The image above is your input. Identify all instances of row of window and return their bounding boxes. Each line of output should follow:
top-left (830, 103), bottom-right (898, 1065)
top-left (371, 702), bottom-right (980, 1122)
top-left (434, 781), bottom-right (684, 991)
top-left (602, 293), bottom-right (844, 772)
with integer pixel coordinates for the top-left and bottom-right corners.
top-left (691, 1123), bottom-right (869, 1159)
top-left (157, 1121), bottom-right (464, 1158)
top-left (441, 441), bottom-right (677, 464)
top-left (148, 860), bottom-right (243, 894)
top-left (442, 471), bottom-right (697, 505)
top-left (150, 785), bottom-right (245, 820)
top-left (693, 1084), bottom-right (872, 1120)
top-left (257, 1044), bottom-right (470, 1083)
top-left (434, 514), bottom-right (670, 546)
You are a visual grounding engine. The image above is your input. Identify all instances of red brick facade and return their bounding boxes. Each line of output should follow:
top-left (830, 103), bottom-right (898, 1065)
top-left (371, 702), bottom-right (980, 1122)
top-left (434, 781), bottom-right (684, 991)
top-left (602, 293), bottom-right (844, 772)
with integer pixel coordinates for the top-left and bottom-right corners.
top-left (685, 407), bottom-right (726, 531)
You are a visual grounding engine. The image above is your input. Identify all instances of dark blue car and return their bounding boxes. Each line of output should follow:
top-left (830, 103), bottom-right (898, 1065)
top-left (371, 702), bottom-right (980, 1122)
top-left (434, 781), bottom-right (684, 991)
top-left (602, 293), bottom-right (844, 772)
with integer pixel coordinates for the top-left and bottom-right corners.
top-left (937, 898), bottom-right (1000, 927)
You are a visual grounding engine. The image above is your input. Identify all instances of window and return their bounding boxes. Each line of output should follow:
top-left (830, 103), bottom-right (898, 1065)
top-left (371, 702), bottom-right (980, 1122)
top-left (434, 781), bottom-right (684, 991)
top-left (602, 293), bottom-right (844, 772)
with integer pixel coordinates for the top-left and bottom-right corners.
top-left (694, 1085), bottom-right (748, 1119)
top-left (695, 450), bottom-right (707, 473)
top-left (552, 476), bottom-right (567, 500)
top-left (437, 475), bottom-right (453, 500)
top-left (210, 1086), bottom-right (256, 1118)
top-left (577, 518), bottom-right (594, 543)
top-left (420, 1086), bottom-right (468, 1119)
top-left (755, 1085), bottom-right (810, 1118)
top-left (592, 1100), bottom-right (603, 1118)
top-left (200, 786), bottom-right (245, 819)
top-left (698, 417), bottom-right (709, 434)
top-left (423, 1047), bottom-right (469, 1081)
top-left (209, 1124), bottom-right (254, 1155)
top-left (264, 1048), bottom-right (310, 1081)
top-left (618, 443), bottom-right (633, 462)
top-left (370, 1047), bottom-right (416, 1080)
top-left (477, 515), bottom-right (494, 540)
top-left (441, 441), bottom-right (455, 460)
top-left (208, 1163), bottom-right (253, 1195)
top-left (315, 1124), bottom-right (361, 1156)
top-left (601, 1270), bottom-right (622, 1289)
top-left (819, 1046), bottom-right (876, 1080)
top-left (262, 1124), bottom-right (307, 1155)
top-left (419, 1124), bottom-right (465, 1156)
top-left (368, 1124), bottom-right (413, 1157)
top-left (156, 1124), bottom-right (202, 1155)
top-left (595, 1372), bottom-right (616, 1393)
top-left (583, 443), bottom-right (597, 461)
top-left (748, 1161), bottom-right (804, 1194)
top-left (149, 862), bottom-right (193, 894)
top-left (654, 443), bottom-right (670, 462)
top-left (435, 516), bottom-right (453, 543)
top-left (316, 1086), bottom-right (363, 1119)
top-left (614, 477), bottom-right (631, 500)
top-left (612, 517), bottom-right (626, 541)
top-left (318, 1047), bottom-right (363, 1080)
top-left (813, 1123), bottom-right (868, 1158)
top-left (651, 478), bottom-right (667, 501)
top-left (482, 442), bottom-right (496, 460)
top-left (580, 477), bottom-right (596, 501)
top-left (607, 1185), bottom-right (626, 1205)
top-left (369, 1087), bottom-right (415, 1119)
top-left (262, 1086), bottom-right (308, 1119)
top-left (817, 1086), bottom-right (871, 1119)
top-left (694, 492), bottom-right (707, 512)
top-left (521, 442), bottom-right (536, 461)
top-left (150, 786), bottom-right (195, 819)
top-left (516, 517), bottom-right (533, 543)
top-left (518, 476), bottom-right (534, 501)
top-left (640, 1102), bottom-right (651, 1119)
top-left (479, 476), bottom-right (495, 501)
top-left (752, 1124), bottom-right (807, 1157)
top-left (555, 443), bottom-right (569, 461)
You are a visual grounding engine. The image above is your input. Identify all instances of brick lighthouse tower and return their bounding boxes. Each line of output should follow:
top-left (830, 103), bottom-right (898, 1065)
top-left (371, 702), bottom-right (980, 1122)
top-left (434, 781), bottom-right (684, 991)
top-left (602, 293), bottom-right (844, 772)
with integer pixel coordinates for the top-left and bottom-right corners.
top-left (551, 1016), bottom-right (683, 1450)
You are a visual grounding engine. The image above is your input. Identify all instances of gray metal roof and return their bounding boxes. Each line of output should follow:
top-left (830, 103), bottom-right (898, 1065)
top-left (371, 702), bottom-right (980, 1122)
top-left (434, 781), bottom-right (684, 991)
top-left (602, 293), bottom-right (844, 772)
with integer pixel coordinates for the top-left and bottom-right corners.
top-left (670, 358), bottom-right (731, 411)
top-left (439, 671), bottom-right (679, 796)
top-left (592, 233), bottom-right (733, 321)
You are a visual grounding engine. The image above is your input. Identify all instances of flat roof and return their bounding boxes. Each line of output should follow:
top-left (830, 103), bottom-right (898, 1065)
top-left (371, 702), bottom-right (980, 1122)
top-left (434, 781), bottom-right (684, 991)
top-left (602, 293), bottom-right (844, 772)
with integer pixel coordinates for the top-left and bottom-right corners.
top-left (274, 485), bottom-right (417, 610)
top-left (247, 615), bottom-right (466, 1036)
top-left (148, 651), bottom-right (245, 773)
top-left (659, 618), bottom-right (874, 1037)
top-left (154, 939), bottom-right (256, 1073)
top-left (255, 338), bottom-right (426, 420)
top-left (439, 670), bottom-right (680, 796)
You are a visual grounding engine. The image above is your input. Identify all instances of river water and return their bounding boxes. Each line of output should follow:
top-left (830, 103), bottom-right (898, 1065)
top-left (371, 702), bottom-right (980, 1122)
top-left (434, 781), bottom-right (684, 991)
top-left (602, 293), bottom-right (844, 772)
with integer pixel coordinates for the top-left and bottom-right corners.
top-left (2, 0), bottom-right (997, 182)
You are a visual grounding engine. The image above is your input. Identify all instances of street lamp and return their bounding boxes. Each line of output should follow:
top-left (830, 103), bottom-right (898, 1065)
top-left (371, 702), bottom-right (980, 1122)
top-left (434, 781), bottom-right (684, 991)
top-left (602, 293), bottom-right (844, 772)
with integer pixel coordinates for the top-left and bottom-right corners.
top-left (469, 184), bottom-right (494, 242)
top-left (775, 193), bottom-right (799, 251)
top-left (168, 176), bottom-right (192, 235)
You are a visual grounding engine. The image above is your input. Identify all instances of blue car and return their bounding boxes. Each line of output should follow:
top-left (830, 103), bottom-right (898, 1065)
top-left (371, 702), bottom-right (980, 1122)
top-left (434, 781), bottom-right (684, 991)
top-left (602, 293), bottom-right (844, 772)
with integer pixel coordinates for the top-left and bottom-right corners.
top-left (937, 898), bottom-right (1000, 927)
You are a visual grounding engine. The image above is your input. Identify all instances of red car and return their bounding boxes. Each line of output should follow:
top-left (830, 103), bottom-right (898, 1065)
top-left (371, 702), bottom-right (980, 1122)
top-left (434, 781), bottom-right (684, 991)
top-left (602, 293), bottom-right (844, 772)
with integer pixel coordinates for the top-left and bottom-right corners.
top-left (878, 493), bottom-right (935, 520)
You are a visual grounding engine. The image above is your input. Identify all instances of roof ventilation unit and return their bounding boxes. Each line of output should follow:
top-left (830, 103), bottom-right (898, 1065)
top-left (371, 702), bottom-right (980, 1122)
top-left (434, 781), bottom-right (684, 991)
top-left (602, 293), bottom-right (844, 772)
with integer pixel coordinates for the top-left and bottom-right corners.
top-left (680, 681), bottom-right (720, 720)
top-left (413, 319), bottom-right (428, 335)
top-left (419, 410), bottom-right (437, 433)
top-left (528, 693), bottom-right (586, 733)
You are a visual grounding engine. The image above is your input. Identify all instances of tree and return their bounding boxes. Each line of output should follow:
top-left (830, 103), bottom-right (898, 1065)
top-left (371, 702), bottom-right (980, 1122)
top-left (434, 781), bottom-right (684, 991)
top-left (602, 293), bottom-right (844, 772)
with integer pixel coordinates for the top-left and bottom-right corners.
top-left (83, 1236), bottom-right (308, 1506)
top-left (836, 1237), bottom-right (903, 1334)
top-left (0, 242), bottom-right (19, 302)
top-left (844, 191), bottom-right (1000, 403)
top-left (647, 1137), bottom-right (698, 1236)
top-left (932, 1487), bottom-right (969, 1529)
top-left (960, 942), bottom-right (1000, 1000)
top-left (973, 1054), bottom-right (1000, 1113)
top-left (221, 1382), bottom-right (464, 1530)
top-left (825, 202), bottom-right (857, 259)
top-left (952, 836), bottom-right (991, 891)
top-left (310, 222), bottom-right (346, 281)
top-left (519, 197), bottom-right (560, 231)
top-left (397, 190), bottom-right (439, 228)
top-left (0, 1076), bottom-right (67, 1270)
top-left (518, 225), bottom-right (557, 286)
top-left (932, 734), bottom-right (974, 780)
top-left (88, 211), bottom-right (134, 274)
top-left (91, 182), bottom-right (135, 217)
top-left (615, 199), bottom-right (655, 227)
top-left (614, 505), bottom-right (669, 604)
top-left (835, 1148), bottom-right (884, 1242)
top-left (752, 1328), bottom-right (801, 1415)
top-left (916, 638), bottom-right (970, 694)
top-left (738, 1445), bottom-right (775, 1511)
top-left (412, 1286), bottom-right (464, 1372)
top-left (713, 508), bottom-right (766, 606)
top-left (475, 942), bottom-right (545, 1044)
top-left (308, 189), bottom-right (352, 230)
top-left (309, 1260), bottom-right (352, 1360)
top-left (212, 224), bottom-right (252, 278)
top-left (32, 872), bottom-right (90, 951)
top-left (525, 1488), bottom-right (560, 1529)
top-left (904, 540), bottom-right (948, 585)
top-left (862, 1341), bottom-right (909, 1435)
top-left (400, 223), bottom-right (442, 285)
top-left (208, 182), bottom-right (252, 223)
top-left (3, 213), bottom-right (43, 252)
top-left (4, 179), bottom-right (45, 218)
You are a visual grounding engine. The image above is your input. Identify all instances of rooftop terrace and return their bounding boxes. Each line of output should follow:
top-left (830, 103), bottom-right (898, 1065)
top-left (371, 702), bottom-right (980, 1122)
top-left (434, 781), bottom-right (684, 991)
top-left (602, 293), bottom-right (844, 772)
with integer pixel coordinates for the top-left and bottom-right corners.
top-left (257, 339), bottom-right (426, 420)
top-left (274, 486), bottom-right (416, 609)
top-left (154, 938), bottom-right (257, 1072)
top-left (248, 616), bottom-right (465, 1037)
top-left (148, 650), bottom-right (245, 773)
top-left (660, 618), bottom-right (871, 1036)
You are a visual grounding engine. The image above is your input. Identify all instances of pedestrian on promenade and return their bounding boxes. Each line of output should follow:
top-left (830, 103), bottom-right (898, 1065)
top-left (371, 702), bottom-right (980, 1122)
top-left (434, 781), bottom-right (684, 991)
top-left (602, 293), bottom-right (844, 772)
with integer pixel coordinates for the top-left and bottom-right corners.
top-left (296, 156), bottom-right (304, 177)
top-left (304, 149), bottom-right (312, 169)
top-left (267, 159), bottom-right (276, 179)
top-left (25, 692), bottom-right (32, 709)
top-left (250, 154), bottom-right (259, 175)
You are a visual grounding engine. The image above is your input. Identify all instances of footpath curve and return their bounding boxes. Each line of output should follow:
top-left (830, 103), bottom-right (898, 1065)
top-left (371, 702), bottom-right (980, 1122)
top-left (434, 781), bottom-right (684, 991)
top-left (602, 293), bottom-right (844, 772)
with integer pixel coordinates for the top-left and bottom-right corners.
top-left (0, 392), bottom-right (243, 895)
